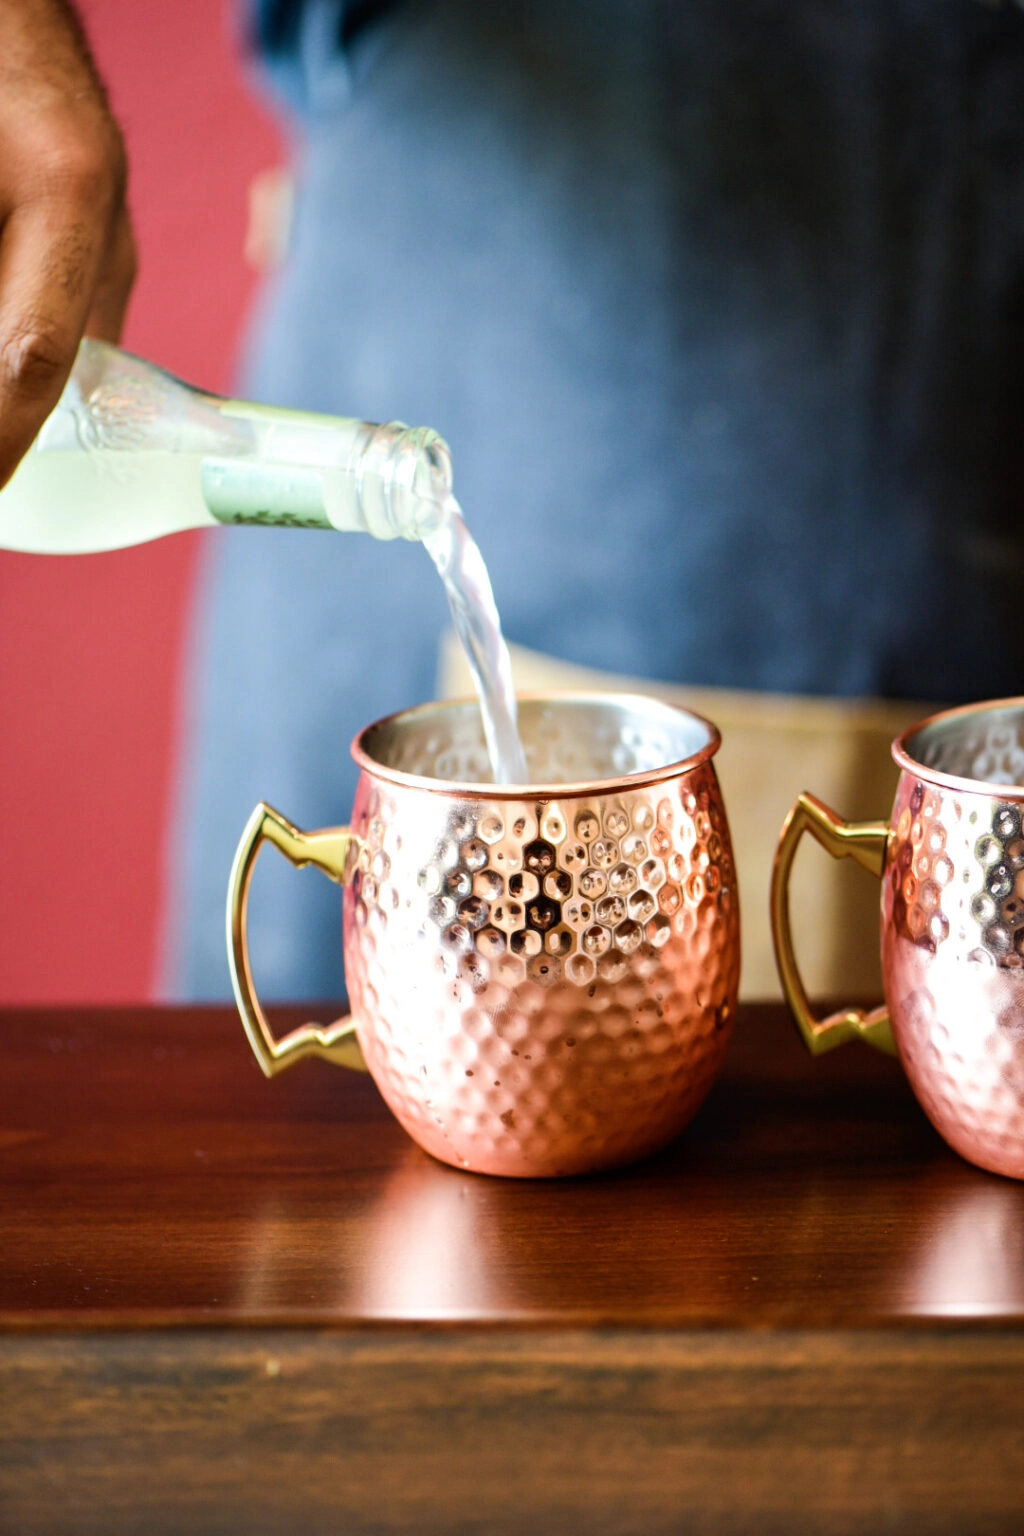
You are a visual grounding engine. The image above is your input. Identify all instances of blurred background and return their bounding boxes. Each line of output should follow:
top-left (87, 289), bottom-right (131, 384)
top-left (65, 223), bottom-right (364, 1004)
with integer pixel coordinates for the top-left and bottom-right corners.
top-left (1, 1), bottom-right (1020, 1007)
top-left (0, 0), bottom-right (282, 1002)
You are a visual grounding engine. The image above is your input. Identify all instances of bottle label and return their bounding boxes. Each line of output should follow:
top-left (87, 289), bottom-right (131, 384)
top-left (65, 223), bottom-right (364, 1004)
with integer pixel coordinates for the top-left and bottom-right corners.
top-left (201, 459), bottom-right (332, 530)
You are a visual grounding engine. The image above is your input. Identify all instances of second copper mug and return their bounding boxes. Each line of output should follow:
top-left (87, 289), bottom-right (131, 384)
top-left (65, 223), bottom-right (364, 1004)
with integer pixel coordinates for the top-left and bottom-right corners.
top-left (227, 693), bottom-right (741, 1178)
top-left (772, 697), bottom-right (1024, 1180)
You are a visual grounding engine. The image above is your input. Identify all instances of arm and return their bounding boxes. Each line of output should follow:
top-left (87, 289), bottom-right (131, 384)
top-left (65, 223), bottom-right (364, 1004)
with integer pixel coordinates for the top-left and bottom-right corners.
top-left (0, 0), bottom-right (134, 488)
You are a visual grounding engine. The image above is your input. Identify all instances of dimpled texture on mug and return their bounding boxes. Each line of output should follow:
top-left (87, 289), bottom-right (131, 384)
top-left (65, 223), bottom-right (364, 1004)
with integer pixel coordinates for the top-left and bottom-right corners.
top-left (884, 776), bottom-right (1024, 1179)
top-left (343, 763), bottom-right (740, 1177)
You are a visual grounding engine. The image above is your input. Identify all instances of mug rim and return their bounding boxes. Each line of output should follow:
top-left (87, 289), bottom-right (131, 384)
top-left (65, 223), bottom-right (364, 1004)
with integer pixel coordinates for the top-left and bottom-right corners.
top-left (893, 694), bottom-right (1024, 801)
top-left (351, 690), bottom-right (722, 799)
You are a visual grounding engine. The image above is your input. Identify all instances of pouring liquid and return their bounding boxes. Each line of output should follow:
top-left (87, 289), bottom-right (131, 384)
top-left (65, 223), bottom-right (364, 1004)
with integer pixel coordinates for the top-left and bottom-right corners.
top-left (424, 500), bottom-right (527, 786)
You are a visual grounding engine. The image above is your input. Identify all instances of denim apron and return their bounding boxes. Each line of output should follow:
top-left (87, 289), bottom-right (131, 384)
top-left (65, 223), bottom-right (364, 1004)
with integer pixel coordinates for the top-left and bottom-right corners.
top-left (166, 0), bottom-right (1024, 998)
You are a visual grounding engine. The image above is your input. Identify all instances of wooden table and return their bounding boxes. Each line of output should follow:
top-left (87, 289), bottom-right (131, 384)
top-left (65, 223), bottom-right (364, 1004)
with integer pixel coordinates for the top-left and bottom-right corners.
top-left (1, 1002), bottom-right (1022, 1534)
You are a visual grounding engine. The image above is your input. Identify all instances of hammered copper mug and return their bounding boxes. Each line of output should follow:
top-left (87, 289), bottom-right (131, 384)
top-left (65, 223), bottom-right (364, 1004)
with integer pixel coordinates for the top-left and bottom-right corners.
top-left (227, 693), bottom-right (740, 1178)
top-left (771, 697), bottom-right (1024, 1180)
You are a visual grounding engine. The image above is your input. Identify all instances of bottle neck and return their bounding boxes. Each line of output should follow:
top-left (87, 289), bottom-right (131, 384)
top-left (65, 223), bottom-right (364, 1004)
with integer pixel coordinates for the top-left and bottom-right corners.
top-left (354, 421), bottom-right (454, 540)
top-left (201, 408), bottom-right (454, 541)
top-left (201, 460), bottom-right (336, 531)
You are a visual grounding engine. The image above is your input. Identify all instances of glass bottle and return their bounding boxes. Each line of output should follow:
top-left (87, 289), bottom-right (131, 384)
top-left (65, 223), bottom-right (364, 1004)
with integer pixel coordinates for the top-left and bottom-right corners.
top-left (0, 340), bottom-right (453, 554)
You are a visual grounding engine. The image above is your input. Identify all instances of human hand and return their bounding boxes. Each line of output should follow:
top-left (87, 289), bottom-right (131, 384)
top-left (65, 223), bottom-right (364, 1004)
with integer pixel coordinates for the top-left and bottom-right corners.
top-left (0, 0), bottom-right (135, 489)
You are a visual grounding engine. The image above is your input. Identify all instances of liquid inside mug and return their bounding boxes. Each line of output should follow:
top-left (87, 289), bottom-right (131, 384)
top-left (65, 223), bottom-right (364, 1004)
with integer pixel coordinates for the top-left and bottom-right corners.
top-left (227, 693), bottom-right (741, 1178)
top-left (771, 697), bottom-right (1024, 1180)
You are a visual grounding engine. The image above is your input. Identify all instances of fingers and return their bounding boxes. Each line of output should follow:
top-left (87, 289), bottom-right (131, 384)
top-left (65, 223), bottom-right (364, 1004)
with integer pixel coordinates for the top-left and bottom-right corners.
top-left (0, 0), bottom-right (134, 487)
top-left (84, 204), bottom-right (137, 345)
top-left (0, 190), bottom-right (108, 486)
top-left (0, 147), bottom-right (135, 488)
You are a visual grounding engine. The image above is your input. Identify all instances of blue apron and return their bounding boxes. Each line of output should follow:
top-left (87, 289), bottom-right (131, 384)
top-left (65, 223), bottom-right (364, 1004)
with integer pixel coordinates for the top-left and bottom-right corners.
top-left (165, 0), bottom-right (1024, 998)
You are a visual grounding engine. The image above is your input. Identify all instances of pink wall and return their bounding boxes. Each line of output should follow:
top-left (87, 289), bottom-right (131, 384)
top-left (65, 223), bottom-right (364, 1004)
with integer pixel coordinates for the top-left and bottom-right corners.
top-left (0, 0), bottom-right (283, 1001)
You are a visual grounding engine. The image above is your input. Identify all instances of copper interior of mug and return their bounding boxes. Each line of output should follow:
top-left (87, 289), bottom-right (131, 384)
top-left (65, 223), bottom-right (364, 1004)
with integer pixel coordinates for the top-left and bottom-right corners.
top-left (896, 698), bottom-right (1024, 797)
top-left (354, 693), bottom-right (720, 792)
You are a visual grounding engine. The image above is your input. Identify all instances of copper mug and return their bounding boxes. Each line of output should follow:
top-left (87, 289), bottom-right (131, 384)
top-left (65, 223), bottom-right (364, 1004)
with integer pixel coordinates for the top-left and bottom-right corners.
top-left (227, 693), bottom-right (741, 1177)
top-left (771, 697), bottom-right (1024, 1180)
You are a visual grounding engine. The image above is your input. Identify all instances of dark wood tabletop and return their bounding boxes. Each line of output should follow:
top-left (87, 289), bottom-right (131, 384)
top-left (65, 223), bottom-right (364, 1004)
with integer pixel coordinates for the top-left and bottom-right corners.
top-left (2, 1001), bottom-right (1023, 1534)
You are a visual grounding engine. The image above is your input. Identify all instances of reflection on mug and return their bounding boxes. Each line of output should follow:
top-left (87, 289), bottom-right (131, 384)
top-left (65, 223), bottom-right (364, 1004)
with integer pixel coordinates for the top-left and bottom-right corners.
top-left (239, 1153), bottom-right (508, 1320)
top-left (355, 1155), bottom-right (505, 1319)
top-left (900, 1180), bottom-right (1024, 1318)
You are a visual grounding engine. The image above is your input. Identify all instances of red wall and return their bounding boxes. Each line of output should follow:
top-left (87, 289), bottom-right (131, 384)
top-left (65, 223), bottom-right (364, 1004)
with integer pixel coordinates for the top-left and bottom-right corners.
top-left (0, 0), bottom-right (283, 1001)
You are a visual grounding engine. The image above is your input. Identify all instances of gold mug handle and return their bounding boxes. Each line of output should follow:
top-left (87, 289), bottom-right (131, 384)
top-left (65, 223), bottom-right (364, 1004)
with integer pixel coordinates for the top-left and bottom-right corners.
top-left (770, 792), bottom-right (896, 1056)
top-left (227, 802), bottom-right (367, 1075)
